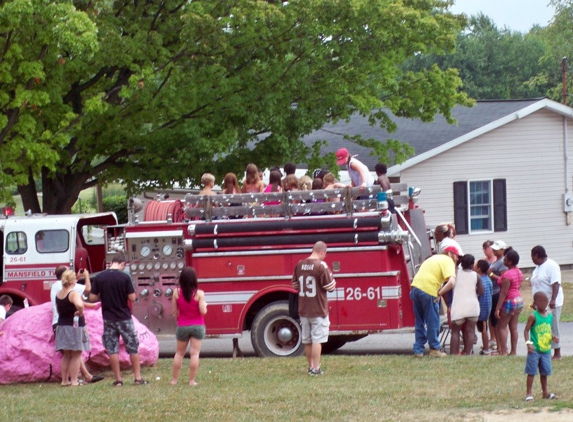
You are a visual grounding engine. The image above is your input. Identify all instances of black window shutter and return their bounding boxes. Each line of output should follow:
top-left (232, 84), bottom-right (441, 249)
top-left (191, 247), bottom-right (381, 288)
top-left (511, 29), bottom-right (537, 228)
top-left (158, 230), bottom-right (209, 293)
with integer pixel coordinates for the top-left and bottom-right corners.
top-left (453, 182), bottom-right (468, 235)
top-left (493, 179), bottom-right (507, 232)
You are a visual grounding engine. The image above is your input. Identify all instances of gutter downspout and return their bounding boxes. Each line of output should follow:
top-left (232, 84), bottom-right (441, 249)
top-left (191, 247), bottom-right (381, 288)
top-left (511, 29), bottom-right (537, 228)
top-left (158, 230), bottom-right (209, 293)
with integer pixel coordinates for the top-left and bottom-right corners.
top-left (563, 58), bottom-right (572, 225)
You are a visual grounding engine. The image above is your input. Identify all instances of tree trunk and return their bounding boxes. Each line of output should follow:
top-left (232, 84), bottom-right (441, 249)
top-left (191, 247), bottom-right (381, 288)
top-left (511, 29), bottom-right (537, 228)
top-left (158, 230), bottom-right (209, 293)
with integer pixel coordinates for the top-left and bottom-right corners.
top-left (17, 170), bottom-right (42, 214)
top-left (15, 166), bottom-right (92, 215)
top-left (41, 167), bottom-right (90, 214)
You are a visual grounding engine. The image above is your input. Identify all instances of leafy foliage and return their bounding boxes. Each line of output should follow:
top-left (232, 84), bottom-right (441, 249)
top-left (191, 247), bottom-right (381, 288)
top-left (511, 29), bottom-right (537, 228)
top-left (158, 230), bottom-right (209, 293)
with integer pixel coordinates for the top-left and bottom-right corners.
top-left (403, 14), bottom-right (551, 100)
top-left (0, 0), bottom-right (471, 213)
top-left (102, 195), bottom-right (127, 224)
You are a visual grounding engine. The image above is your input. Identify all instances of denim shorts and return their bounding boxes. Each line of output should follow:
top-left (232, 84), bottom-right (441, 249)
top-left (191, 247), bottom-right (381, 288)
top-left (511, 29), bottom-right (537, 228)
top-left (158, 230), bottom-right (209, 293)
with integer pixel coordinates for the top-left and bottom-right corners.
top-left (176, 325), bottom-right (206, 341)
top-left (503, 297), bottom-right (524, 315)
top-left (525, 350), bottom-right (552, 376)
top-left (300, 316), bottom-right (330, 344)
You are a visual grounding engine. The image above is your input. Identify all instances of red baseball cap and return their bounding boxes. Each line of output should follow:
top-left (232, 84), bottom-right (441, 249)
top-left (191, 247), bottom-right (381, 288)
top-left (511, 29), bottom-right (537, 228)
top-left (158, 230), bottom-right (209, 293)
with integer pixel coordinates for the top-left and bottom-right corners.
top-left (336, 148), bottom-right (349, 165)
top-left (443, 246), bottom-right (460, 256)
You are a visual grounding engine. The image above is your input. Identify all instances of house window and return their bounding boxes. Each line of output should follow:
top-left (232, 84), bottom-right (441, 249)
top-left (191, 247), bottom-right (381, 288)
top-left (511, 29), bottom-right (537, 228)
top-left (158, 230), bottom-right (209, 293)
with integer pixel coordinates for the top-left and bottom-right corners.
top-left (469, 181), bottom-right (491, 231)
top-left (453, 179), bottom-right (507, 235)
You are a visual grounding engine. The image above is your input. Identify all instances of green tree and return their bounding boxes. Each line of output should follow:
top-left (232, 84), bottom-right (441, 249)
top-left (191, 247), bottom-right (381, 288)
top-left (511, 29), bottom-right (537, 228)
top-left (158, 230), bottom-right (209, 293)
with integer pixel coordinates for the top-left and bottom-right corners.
top-left (1, 0), bottom-right (471, 214)
top-left (531, 1), bottom-right (573, 104)
top-left (404, 14), bottom-right (550, 100)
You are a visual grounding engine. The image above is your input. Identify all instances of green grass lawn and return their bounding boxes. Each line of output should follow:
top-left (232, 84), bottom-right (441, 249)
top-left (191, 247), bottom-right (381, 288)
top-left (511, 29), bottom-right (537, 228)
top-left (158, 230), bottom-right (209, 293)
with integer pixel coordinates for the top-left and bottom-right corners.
top-left (1, 355), bottom-right (572, 422)
top-left (519, 281), bottom-right (573, 323)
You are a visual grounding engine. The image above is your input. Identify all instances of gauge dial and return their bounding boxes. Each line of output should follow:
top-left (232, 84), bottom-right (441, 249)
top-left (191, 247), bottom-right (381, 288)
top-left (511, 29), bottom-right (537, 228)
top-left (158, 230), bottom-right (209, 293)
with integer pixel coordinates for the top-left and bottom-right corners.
top-left (177, 262), bottom-right (185, 269)
top-left (138, 263), bottom-right (145, 271)
top-left (162, 263), bottom-right (169, 270)
top-left (140, 245), bottom-right (151, 257)
top-left (130, 264), bottom-right (138, 271)
top-left (163, 245), bottom-right (173, 256)
top-left (170, 262), bottom-right (177, 270)
top-left (154, 262), bottom-right (161, 270)
top-left (146, 263), bottom-right (153, 270)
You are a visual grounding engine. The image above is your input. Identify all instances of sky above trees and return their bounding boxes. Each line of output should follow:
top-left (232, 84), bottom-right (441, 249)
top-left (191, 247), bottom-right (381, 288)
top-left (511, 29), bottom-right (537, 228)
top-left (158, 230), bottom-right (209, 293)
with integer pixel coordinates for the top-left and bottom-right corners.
top-left (451, 0), bottom-right (555, 32)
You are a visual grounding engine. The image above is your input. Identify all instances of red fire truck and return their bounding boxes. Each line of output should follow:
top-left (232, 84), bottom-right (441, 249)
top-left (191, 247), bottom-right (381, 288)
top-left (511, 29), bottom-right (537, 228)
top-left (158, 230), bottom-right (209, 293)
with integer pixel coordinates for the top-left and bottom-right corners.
top-left (103, 184), bottom-right (431, 357)
top-left (0, 212), bottom-right (118, 311)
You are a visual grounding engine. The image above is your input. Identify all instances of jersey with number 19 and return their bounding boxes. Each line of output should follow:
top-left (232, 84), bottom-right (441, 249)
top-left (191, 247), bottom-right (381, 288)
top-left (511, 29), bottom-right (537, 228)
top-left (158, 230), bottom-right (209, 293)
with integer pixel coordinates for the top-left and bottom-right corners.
top-left (292, 258), bottom-right (336, 318)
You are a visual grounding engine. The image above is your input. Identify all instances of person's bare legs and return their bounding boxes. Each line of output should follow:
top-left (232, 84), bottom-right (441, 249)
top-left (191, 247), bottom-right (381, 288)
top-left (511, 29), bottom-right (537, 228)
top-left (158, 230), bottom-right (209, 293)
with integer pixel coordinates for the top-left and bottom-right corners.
top-left (310, 342), bottom-right (322, 369)
top-left (497, 312), bottom-right (510, 355)
top-left (188, 338), bottom-right (202, 386)
top-left (130, 353), bottom-right (141, 380)
top-left (304, 344), bottom-right (312, 369)
top-left (450, 324), bottom-right (461, 355)
top-left (526, 374), bottom-right (535, 398)
top-left (110, 353), bottom-right (122, 382)
top-left (553, 347), bottom-right (562, 360)
top-left (540, 375), bottom-right (550, 398)
top-left (171, 339), bottom-right (189, 385)
top-left (462, 321), bottom-right (476, 355)
top-left (508, 310), bottom-right (522, 356)
top-left (480, 322), bottom-right (490, 351)
top-left (79, 360), bottom-right (91, 380)
top-left (69, 351), bottom-right (82, 385)
top-left (60, 350), bottom-right (72, 386)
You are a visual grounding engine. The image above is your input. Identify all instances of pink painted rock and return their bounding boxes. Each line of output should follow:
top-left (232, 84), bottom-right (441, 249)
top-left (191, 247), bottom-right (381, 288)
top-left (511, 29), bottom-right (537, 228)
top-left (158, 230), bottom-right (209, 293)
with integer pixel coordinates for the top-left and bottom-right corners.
top-left (0, 302), bottom-right (159, 384)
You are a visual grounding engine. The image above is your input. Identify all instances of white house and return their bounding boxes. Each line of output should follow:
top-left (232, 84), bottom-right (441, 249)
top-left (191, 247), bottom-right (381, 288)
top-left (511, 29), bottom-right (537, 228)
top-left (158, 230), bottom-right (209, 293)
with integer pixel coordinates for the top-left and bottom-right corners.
top-left (303, 98), bottom-right (573, 267)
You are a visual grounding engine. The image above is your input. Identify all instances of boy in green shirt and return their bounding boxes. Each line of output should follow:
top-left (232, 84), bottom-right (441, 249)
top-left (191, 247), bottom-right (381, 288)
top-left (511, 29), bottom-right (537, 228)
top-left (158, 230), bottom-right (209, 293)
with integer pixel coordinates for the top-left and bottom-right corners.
top-left (524, 291), bottom-right (558, 401)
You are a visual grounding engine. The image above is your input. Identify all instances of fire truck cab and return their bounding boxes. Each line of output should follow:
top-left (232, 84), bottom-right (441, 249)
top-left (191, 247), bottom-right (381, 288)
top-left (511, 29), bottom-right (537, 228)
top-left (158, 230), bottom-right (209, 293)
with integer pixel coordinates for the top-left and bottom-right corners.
top-left (0, 213), bottom-right (118, 310)
top-left (108, 184), bottom-right (432, 357)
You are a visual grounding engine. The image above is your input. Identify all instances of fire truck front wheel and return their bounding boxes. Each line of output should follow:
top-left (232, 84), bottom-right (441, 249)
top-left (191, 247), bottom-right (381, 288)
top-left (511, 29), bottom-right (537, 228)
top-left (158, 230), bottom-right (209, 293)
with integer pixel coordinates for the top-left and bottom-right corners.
top-left (251, 301), bottom-right (304, 358)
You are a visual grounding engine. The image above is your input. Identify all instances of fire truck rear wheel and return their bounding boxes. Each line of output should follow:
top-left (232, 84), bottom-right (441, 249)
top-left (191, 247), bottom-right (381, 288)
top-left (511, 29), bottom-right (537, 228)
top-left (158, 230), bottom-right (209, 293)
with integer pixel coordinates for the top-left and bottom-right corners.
top-left (251, 301), bottom-right (303, 358)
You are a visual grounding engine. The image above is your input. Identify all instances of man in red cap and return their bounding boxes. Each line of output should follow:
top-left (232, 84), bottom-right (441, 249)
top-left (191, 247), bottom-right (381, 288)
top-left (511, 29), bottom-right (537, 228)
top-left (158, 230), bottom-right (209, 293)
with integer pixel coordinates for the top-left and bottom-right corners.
top-left (409, 246), bottom-right (460, 358)
top-left (335, 148), bottom-right (374, 190)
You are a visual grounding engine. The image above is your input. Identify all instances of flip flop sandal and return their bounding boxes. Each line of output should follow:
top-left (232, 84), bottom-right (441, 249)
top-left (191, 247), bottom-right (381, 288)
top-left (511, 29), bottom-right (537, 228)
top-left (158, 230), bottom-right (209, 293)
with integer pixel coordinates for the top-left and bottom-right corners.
top-left (525, 396), bottom-right (534, 402)
top-left (112, 380), bottom-right (124, 387)
top-left (134, 379), bottom-right (149, 385)
top-left (544, 393), bottom-right (558, 400)
top-left (88, 375), bottom-right (105, 383)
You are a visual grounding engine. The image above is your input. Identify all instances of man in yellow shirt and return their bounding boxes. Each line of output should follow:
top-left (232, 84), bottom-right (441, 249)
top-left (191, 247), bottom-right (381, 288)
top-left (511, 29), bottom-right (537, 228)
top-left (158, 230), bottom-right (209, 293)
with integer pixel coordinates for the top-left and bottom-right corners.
top-left (410, 246), bottom-right (459, 357)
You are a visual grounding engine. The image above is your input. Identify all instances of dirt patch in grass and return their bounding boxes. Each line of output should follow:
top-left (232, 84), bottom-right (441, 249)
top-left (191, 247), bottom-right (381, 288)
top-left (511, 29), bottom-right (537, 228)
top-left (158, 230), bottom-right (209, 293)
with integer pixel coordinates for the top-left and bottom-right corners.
top-left (480, 407), bottom-right (573, 421)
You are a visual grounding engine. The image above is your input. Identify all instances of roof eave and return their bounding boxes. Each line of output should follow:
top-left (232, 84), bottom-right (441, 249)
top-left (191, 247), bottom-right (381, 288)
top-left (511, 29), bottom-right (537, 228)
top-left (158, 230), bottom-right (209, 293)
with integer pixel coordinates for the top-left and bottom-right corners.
top-left (388, 98), bottom-right (573, 177)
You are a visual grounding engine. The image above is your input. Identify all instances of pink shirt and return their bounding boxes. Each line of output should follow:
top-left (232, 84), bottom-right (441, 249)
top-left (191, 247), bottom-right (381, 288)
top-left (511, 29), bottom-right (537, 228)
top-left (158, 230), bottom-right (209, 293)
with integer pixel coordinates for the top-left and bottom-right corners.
top-left (498, 267), bottom-right (523, 300)
top-left (264, 184), bottom-right (282, 206)
top-left (176, 289), bottom-right (205, 326)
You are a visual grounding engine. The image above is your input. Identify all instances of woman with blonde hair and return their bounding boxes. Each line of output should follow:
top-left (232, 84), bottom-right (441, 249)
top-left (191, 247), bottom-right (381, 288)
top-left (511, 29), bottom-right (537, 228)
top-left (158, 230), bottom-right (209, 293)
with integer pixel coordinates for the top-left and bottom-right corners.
top-left (199, 173), bottom-right (216, 196)
top-left (241, 164), bottom-right (265, 193)
top-left (298, 175), bottom-right (312, 191)
top-left (55, 269), bottom-right (91, 386)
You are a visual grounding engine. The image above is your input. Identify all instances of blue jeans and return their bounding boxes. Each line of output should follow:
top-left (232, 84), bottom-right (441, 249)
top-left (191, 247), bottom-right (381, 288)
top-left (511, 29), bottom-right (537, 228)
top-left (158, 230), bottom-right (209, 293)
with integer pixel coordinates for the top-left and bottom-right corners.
top-left (410, 287), bottom-right (441, 354)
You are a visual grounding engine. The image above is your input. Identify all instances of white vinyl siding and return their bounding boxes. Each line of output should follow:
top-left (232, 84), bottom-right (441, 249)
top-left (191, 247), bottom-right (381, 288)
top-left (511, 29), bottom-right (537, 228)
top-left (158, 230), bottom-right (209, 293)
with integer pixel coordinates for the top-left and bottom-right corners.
top-left (398, 109), bottom-right (573, 267)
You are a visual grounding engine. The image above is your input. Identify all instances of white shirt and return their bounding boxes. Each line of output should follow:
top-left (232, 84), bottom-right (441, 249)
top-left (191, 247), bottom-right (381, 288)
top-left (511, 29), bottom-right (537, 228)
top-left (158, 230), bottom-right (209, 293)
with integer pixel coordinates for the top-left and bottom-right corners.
top-left (0, 306), bottom-right (6, 321)
top-left (531, 258), bottom-right (564, 307)
top-left (50, 280), bottom-right (86, 326)
top-left (437, 238), bottom-right (464, 256)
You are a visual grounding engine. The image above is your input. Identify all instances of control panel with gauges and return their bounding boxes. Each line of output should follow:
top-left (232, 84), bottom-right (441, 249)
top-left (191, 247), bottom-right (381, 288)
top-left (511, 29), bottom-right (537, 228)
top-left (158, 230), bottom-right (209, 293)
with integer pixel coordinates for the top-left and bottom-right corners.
top-left (124, 229), bottom-right (185, 334)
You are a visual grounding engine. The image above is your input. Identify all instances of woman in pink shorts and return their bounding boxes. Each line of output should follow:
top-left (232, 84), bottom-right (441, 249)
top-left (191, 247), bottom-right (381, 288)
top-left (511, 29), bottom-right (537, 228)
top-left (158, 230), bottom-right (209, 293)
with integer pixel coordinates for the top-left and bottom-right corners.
top-left (495, 249), bottom-right (524, 355)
